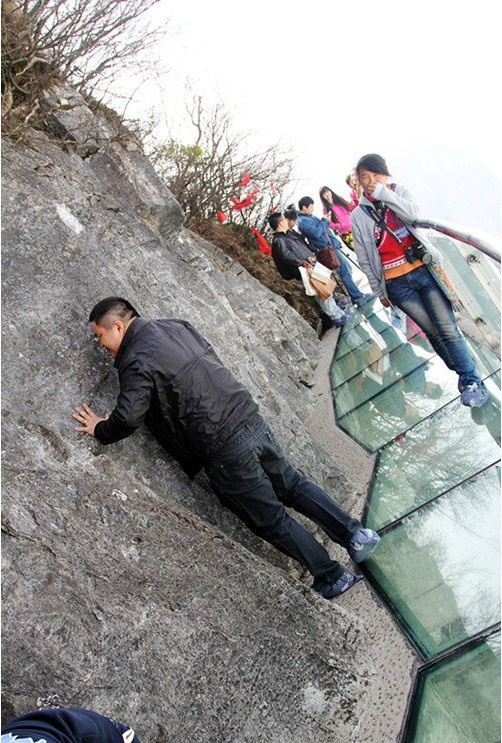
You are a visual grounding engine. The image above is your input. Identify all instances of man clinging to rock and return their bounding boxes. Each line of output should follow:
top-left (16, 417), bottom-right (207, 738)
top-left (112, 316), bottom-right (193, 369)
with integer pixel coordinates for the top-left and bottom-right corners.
top-left (72, 297), bottom-right (380, 599)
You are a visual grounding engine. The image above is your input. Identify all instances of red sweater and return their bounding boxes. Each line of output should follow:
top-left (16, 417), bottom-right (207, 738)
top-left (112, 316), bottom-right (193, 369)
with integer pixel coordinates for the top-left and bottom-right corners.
top-left (366, 197), bottom-right (420, 276)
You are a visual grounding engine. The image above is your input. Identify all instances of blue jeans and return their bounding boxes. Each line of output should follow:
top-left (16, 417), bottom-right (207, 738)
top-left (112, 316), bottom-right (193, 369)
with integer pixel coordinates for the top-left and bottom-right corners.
top-left (386, 265), bottom-right (480, 389)
top-left (206, 416), bottom-right (361, 581)
top-left (333, 247), bottom-right (365, 301)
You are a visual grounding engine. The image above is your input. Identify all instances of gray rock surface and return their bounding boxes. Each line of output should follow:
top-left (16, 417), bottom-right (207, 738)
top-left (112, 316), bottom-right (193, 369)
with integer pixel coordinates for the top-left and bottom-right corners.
top-left (2, 86), bottom-right (409, 742)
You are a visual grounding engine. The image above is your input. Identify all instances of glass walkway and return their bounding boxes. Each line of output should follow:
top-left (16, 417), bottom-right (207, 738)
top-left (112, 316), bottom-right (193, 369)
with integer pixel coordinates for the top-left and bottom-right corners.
top-left (330, 234), bottom-right (501, 743)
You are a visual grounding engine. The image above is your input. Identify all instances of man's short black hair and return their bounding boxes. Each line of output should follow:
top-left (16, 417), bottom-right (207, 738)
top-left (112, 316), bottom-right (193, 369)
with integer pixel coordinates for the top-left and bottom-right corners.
top-left (89, 297), bottom-right (140, 327)
top-left (298, 196), bottom-right (314, 211)
top-left (356, 153), bottom-right (390, 177)
top-left (268, 212), bottom-right (283, 231)
top-left (283, 204), bottom-right (297, 220)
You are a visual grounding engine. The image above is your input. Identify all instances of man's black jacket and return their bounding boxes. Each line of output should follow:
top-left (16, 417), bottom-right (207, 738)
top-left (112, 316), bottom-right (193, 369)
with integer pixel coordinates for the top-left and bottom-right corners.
top-left (94, 318), bottom-right (258, 478)
top-left (271, 230), bottom-right (315, 281)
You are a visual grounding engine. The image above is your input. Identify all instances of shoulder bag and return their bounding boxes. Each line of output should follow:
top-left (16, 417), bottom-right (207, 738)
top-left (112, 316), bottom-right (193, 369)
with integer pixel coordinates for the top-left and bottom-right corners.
top-left (316, 228), bottom-right (341, 270)
top-left (303, 260), bottom-right (336, 301)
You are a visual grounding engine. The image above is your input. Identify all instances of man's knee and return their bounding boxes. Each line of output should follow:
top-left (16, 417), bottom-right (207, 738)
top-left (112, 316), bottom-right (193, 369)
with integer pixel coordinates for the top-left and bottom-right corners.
top-left (253, 504), bottom-right (292, 541)
top-left (271, 468), bottom-right (306, 507)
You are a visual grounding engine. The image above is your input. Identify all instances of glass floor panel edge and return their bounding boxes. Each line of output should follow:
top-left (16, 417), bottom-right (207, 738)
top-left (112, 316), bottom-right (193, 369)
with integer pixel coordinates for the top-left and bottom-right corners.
top-left (332, 344), bottom-right (436, 418)
top-left (336, 367), bottom-right (500, 453)
top-left (363, 464), bottom-right (501, 660)
top-left (331, 329), bottom-right (434, 389)
top-left (365, 374), bottom-right (501, 529)
top-left (403, 633), bottom-right (501, 743)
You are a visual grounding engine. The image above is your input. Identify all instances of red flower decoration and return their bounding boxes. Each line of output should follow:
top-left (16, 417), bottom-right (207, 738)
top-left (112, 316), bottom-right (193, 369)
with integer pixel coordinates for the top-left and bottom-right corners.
top-left (229, 187), bottom-right (260, 211)
top-left (251, 226), bottom-right (272, 255)
top-left (238, 172), bottom-right (251, 187)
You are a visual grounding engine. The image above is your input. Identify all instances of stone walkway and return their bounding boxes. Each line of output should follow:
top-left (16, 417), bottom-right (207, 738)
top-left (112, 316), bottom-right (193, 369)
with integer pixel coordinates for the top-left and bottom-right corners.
top-left (303, 326), bottom-right (419, 743)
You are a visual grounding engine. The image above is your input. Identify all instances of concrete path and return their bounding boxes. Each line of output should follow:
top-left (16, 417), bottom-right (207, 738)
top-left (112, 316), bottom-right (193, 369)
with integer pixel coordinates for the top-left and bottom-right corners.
top-left (303, 325), bottom-right (420, 743)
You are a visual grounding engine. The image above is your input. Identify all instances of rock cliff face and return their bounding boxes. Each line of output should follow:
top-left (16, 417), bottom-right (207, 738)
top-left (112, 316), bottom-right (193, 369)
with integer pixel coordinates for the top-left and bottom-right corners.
top-left (2, 86), bottom-right (374, 742)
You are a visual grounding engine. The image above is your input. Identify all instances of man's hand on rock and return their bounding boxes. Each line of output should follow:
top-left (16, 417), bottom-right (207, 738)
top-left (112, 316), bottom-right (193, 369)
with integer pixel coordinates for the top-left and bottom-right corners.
top-left (72, 403), bottom-right (108, 436)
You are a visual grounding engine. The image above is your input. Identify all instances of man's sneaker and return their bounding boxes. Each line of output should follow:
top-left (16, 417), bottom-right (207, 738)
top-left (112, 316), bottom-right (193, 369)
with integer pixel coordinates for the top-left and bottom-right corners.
top-left (348, 528), bottom-right (381, 563)
top-left (460, 382), bottom-right (489, 408)
top-left (354, 293), bottom-right (374, 308)
top-left (311, 569), bottom-right (363, 599)
top-left (337, 297), bottom-right (351, 310)
top-left (332, 313), bottom-right (349, 327)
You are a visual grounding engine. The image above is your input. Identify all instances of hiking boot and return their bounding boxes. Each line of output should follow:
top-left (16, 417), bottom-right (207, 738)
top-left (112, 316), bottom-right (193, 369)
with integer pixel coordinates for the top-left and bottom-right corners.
top-left (348, 528), bottom-right (381, 563)
top-left (312, 569), bottom-right (363, 599)
top-left (460, 382), bottom-right (489, 408)
top-left (354, 293), bottom-right (374, 308)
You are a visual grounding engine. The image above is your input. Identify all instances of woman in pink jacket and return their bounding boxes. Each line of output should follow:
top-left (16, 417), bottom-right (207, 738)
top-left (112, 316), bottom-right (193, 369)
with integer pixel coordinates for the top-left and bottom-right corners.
top-left (320, 185), bottom-right (356, 250)
top-left (346, 170), bottom-right (361, 205)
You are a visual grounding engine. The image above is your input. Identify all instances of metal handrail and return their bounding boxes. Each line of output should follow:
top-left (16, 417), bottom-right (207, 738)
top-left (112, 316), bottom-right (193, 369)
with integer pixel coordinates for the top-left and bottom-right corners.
top-left (413, 218), bottom-right (501, 264)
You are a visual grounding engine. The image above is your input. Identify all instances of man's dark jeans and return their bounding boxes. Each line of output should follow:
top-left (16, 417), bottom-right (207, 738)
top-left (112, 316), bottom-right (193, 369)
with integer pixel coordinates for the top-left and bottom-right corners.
top-left (206, 416), bottom-right (361, 581)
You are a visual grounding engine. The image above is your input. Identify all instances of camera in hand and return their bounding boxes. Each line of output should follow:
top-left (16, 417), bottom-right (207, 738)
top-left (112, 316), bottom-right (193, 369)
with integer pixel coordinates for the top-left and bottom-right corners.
top-left (404, 240), bottom-right (432, 265)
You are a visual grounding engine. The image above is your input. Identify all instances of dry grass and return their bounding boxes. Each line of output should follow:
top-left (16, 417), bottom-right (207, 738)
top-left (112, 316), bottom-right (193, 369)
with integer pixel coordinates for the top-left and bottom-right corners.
top-left (192, 219), bottom-right (323, 329)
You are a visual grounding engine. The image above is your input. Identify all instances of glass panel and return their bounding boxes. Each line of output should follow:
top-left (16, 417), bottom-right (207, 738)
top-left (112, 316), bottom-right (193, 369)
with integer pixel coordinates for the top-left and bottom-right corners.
top-left (332, 331), bottom-right (402, 388)
top-left (333, 319), bottom-right (384, 360)
top-left (333, 342), bottom-right (435, 418)
top-left (331, 325), bottom-right (430, 389)
top-left (366, 373), bottom-right (501, 530)
top-left (365, 466), bottom-right (501, 658)
top-left (464, 334), bottom-right (501, 378)
top-left (405, 635), bottom-right (501, 743)
top-left (333, 304), bottom-right (395, 358)
top-left (416, 230), bottom-right (501, 352)
top-left (337, 354), bottom-right (459, 451)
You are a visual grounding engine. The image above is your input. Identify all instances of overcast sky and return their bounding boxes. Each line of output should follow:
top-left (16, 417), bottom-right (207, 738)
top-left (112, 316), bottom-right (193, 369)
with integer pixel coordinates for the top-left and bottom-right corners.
top-left (118, 0), bottom-right (501, 236)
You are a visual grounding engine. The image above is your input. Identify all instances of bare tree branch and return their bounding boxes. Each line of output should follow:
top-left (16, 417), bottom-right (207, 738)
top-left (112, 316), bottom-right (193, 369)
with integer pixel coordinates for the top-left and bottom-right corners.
top-left (149, 98), bottom-right (294, 232)
top-left (2, 0), bottom-right (167, 135)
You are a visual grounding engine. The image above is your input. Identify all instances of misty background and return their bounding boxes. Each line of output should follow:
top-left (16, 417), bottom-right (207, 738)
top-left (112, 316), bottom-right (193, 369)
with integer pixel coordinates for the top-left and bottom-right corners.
top-left (108, 0), bottom-right (501, 238)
